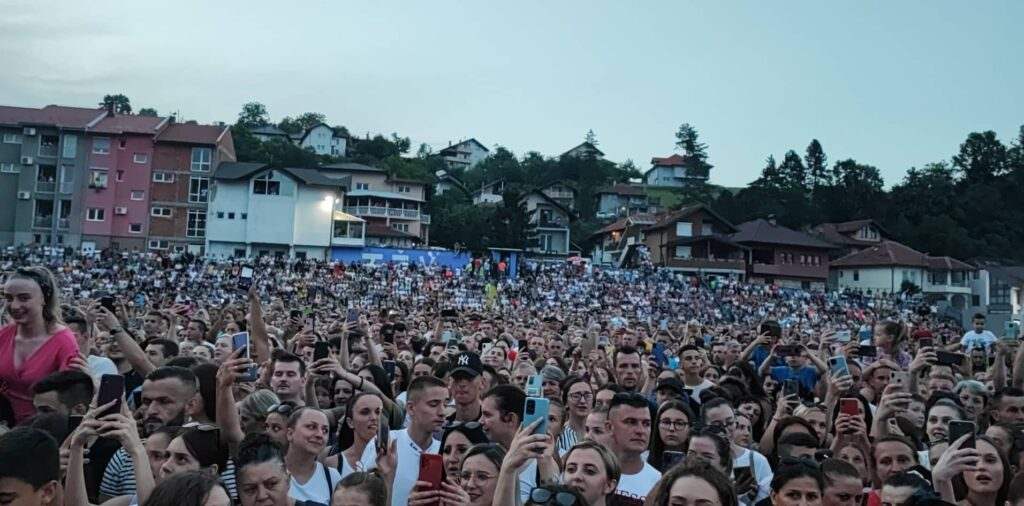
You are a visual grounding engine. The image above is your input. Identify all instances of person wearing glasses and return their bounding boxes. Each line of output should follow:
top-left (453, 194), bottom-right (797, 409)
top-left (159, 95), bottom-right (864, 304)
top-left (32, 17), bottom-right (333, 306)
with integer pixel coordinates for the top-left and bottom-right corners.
top-left (644, 462), bottom-right (737, 506)
top-left (0, 267), bottom-right (80, 424)
top-left (606, 392), bottom-right (660, 502)
top-left (524, 485), bottom-right (587, 506)
top-left (558, 376), bottom-right (593, 454)
top-left (440, 421), bottom-right (489, 483)
top-left (648, 400), bottom-right (693, 472)
top-left (701, 398), bottom-right (773, 504)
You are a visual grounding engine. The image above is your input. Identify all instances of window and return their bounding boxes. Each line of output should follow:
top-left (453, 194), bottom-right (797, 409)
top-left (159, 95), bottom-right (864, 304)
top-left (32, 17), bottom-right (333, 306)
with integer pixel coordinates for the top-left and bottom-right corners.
top-left (89, 170), bottom-right (109, 189)
top-left (675, 222), bottom-right (692, 237)
top-left (396, 185), bottom-right (411, 193)
top-left (148, 240), bottom-right (169, 250)
top-left (188, 176), bottom-right (209, 203)
top-left (86, 208), bottom-right (105, 221)
top-left (253, 173), bottom-right (280, 195)
top-left (62, 135), bottom-right (77, 158)
top-left (216, 212), bottom-right (225, 219)
top-left (391, 223), bottom-right (410, 232)
top-left (227, 212), bottom-right (235, 220)
top-left (133, 153), bottom-right (148, 164)
top-left (151, 207), bottom-right (172, 217)
top-left (355, 182), bottom-right (369, 190)
top-left (129, 223), bottom-right (142, 234)
top-left (116, 170), bottom-right (124, 182)
top-left (0, 163), bottom-right (18, 174)
top-left (130, 190), bottom-right (145, 201)
top-left (191, 148), bottom-right (212, 172)
top-left (3, 133), bottom-right (21, 144)
top-left (241, 213), bottom-right (248, 220)
top-left (674, 246), bottom-right (692, 259)
top-left (40, 135), bottom-right (58, 151)
top-left (119, 138), bottom-right (127, 149)
top-left (93, 138), bottom-right (110, 154)
top-left (152, 172), bottom-right (174, 183)
top-left (853, 270), bottom-right (860, 281)
top-left (701, 223), bottom-right (713, 236)
top-left (972, 295), bottom-right (980, 306)
top-left (186, 210), bottom-right (206, 237)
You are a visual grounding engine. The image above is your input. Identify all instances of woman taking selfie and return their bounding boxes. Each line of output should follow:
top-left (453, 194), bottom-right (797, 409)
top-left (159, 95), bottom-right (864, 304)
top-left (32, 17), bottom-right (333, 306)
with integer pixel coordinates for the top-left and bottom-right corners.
top-left (0, 267), bottom-right (79, 423)
top-left (932, 434), bottom-right (1012, 506)
top-left (644, 463), bottom-right (736, 506)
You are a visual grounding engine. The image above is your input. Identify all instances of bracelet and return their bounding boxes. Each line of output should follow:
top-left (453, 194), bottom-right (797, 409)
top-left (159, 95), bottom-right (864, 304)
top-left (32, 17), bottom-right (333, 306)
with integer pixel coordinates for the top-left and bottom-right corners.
top-left (359, 378), bottom-right (365, 390)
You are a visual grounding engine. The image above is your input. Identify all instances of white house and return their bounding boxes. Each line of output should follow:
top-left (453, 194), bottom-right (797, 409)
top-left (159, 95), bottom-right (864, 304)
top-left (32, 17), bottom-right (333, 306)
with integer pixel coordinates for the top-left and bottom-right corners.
top-left (830, 240), bottom-right (975, 306)
top-left (438, 138), bottom-right (489, 170)
top-left (966, 264), bottom-right (1024, 328)
top-left (296, 123), bottom-right (347, 157)
top-left (472, 180), bottom-right (507, 205)
top-left (643, 154), bottom-right (710, 187)
top-left (521, 189), bottom-right (575, 255)
top-left (205, 162), bottom-right (363, 259)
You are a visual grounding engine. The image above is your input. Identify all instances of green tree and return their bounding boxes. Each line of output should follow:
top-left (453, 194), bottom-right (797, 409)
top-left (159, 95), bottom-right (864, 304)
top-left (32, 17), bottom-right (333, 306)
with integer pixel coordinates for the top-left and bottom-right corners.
top-left (349, 133), bottom-right (411, 162)
top-left (804, 139), bottom-right (829, 188)
top-left (585, 129), bottom-right (598, 146)
top-left (279, 112), bottom-right (327, 134)
top-left (138, 107), bottom-right (158, 117)
top-left (674, 123), bottom-right (713, 178)
top-left (952, 130), bottom-right (1008, 185)
top-left (778, 150), bottom-right (807, 189)
top-left (100, 94), bottom-right (132, 114)
top-left (488, 190), bottom-right (533, 249)
top-left (237, 102), bottom-right (270, 128)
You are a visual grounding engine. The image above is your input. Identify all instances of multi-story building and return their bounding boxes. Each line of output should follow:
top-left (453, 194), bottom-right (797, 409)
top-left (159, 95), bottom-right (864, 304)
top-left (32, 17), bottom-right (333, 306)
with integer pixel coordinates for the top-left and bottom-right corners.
top-left (830, 240), bottom-right (975, 304)
top-left (635, 204), bottom-right (746, 277)
top-left (730, 218), bottom-right (836, 290)
top-left (0, 105), bottom-right (110, 248)
top-left (810, 219), bottom-right (893, 259)
top-left (472, 179), bottom-right (507, 205)
top-left (966, 263), bottom-right (1024, 328)
top-left (589, 213), bottom-right (657, 266)
top-left (438, 139), bottom-right (489, 170)
top-left (322, 163), bottom-right (430, 247)
top-left (80, 114), bottom-right (168, 251)
top-left (522, 189), bottom-right (575, 255)
top-left (206, 162), bottom-right (358, 259)
top-left (433, 170), bottom-right (468, 196)
top-left (643, 154), bottom-right (710, 187)
top-left (595, 183), bottom-right (659, 219)
top-left (148, 122), bottom-right (236, 254)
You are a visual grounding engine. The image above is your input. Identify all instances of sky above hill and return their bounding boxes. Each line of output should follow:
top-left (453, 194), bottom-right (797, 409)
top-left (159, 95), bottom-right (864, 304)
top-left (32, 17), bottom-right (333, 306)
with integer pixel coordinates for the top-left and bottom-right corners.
top-left (1, 1), bottom-right (1021, 187)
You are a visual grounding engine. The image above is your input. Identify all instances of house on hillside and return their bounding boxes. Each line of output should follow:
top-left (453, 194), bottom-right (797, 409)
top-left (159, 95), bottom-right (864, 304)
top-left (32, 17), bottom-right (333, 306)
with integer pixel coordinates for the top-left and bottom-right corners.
top-left (643, 154), bottom-right (710, 187)
top-left (630, 204), bottom-right (746, 277)
top-left (472, 179), bottom-right (507, 205)
top-left (250, 124), bottom-right (347, 157)
top-left (730, 218), bottom-right (836, 290)
top-left (438, 139), bottom-right (489, 170)
top-left (810, 219), bottom-right (892, 258)
top-left (561, 142), bottom-right (604, 159)
top-left (829, 240), bottom-right (975, 308)
top-left (590, 213), bottom-right (657, 266)
top-left (433, 170), bottom-right (469, 196)
top-left (595, 183), bottom-right (658, 219)
top-left (539, 181), bottom-right (576, 211)
top-left (321, 162), bottom-right (430, 247)
top-left (521, 189), bottom-right (576, 255)
top-left (966, 263), bottom-right (1024, 328)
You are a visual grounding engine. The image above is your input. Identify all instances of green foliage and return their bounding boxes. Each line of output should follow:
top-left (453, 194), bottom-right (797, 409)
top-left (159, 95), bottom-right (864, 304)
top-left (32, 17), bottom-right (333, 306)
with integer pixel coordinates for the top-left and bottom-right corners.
top-left (137, 107), bottom-right (158, 117)
top-left (237, 102), bottom-right (270, 128)
top-left (231, 125), bottom-right (321, 168)
top-left (100, 94), bottom-right (132, 114)
top-left (279, 112), bottom-right (327, 135)
top-left (674, 123), bottom-right (713, 178)
top-left (349, 134), bottom-right (411, 162)
top-left (585, 129), bottom-right (598, 146)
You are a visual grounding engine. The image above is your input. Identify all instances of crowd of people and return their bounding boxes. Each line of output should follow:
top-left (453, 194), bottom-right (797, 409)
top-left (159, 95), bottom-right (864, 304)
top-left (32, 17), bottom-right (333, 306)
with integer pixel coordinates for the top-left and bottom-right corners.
top-left (1, 246), bottom-right (1023, 506)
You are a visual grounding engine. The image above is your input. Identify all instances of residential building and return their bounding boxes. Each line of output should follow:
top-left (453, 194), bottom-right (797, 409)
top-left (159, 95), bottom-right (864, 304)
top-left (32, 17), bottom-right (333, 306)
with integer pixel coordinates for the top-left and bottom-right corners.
top-left (0, 104), bottom-right (110, 248)
top-left (521, 189), bottom-right (575, 255)
top-left (595, 183), bottom-right (659, 219)
top-left (829, 241), bottom-right (975, 306)
top-left (730, 218), bottom-right (836, 290)
top-left (472, 179), bottom-right (507, 205)
top-left (966, 264), bottom-right (1024, 327)
top-left (148, 122), bottom-right (236, 254)
top-left (561, 142), bottom-right (604, 159)
top-left (80, 114), bottom-right (169, 251)
top-left (633, 204), bottom-right (746, 277)
top-left (322, 163), bottom-right (430, 247)
top-left (438, 139), bottom-right (489, 170)
top-left (250, 123), bottom-right (347, 157)
top-left (539, 181), bottom-right (576, 211)
top-left (206, 163), bottom-right (359, 259)
top-left (433, 170), bottom-right (468, 196)
top-left (250, 126), bottom-right (291, 143)
top-left (643, 154), bottom-right (710, 187)
top-left (810, 219), bottom-right (892, 258)
top-left (589, 213), bottom-right (657, 266)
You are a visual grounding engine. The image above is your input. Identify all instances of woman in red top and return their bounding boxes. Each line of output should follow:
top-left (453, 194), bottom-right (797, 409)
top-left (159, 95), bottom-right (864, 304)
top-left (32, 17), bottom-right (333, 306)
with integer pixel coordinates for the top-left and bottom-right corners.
top-left (0, 267), bottom-right (79, 424)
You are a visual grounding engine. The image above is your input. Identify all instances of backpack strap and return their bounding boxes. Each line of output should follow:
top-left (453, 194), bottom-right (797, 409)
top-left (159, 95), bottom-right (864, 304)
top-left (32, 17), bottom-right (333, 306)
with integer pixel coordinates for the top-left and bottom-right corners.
top-left (323, 463), bottom-right (333, 498)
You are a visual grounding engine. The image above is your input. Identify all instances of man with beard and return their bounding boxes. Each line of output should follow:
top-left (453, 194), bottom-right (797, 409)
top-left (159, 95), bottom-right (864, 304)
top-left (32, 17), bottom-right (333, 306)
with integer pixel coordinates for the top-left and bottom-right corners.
top-left (99, 366), bottom-right (197, 499)
top-left (270, 351), bottom-right (306, 407)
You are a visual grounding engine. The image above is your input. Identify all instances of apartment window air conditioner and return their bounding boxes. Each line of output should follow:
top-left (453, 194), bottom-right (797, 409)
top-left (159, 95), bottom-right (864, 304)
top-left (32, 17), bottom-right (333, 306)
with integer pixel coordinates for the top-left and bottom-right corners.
top-left (21, 156), bottom-right (33, 165)
top-left (17, 191), bottom-right (31, 200)
top-left (114, 207), bottom-right (128, 215)
top-left (23, 127), bottom-right (36, 136)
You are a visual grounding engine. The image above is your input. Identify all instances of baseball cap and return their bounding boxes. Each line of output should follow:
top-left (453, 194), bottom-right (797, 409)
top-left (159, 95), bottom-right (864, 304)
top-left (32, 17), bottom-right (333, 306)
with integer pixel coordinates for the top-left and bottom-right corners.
top-left (656, 377), bottom-right (686, 397)
top-left (451, 352), bottom-right (483, 378)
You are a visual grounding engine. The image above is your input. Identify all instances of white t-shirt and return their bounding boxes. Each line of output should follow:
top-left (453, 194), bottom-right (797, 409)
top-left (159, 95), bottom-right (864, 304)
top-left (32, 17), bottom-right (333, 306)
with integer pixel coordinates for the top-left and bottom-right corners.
top-left (288, 462), bottom-right (341, 505)
top-left (684, 378), bottom-right (716, 403)
top-left (733, 448), bottom-right (773, 505)
top-left (339, 438), bottom-right (378, 479)
top-left (390, 428), bottom-right (441, 506)
top-left (614, 462), bottom-right (661, 502)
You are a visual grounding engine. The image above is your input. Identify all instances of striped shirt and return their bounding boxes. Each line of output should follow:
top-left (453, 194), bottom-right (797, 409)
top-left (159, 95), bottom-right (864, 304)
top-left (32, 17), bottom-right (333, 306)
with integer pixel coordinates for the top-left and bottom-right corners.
top-left (557, 425), bottom-right (582, 455)
top-left (100, 447), bottom-right (238, 499)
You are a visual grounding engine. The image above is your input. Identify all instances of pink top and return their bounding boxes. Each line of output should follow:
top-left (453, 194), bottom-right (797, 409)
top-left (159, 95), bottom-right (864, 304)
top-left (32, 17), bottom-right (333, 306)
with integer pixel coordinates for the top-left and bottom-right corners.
top-left (0, 324), bottom-right (80, 424)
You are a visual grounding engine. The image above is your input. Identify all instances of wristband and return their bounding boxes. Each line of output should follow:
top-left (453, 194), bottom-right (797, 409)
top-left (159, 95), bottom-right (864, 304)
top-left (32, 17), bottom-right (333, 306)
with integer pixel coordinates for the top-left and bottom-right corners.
top-left (110, 327), bottom-right (124, 335)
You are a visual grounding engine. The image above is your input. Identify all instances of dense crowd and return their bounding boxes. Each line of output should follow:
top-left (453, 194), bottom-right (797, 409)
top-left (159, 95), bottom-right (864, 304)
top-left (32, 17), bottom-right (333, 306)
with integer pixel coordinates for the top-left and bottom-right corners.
top-left (1, 246), bottom-right (1023, 506)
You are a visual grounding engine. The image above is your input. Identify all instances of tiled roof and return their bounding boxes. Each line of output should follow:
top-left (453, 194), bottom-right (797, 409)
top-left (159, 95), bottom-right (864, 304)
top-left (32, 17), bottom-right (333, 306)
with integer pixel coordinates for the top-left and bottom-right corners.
top-left (92, 114), bottom-right (166, 134)
top-left (155, 123), bottom-right (228, 144)
top-left (731, 219), bottom-right (835, 249)
top-left (213, 162), bottom-right (268, 180)
top-left (439, 138), bottom-right (489, 155)
top-left (925, 256), bottom-right (975, 271)
top-left (0, 104), bottom-right (107, 128)
top-left (562, 141), bottom-right (605, 157)
top-left (646, 204), bottom-right (736, 233)
top-left (366, 222), bottom-right (421, 240)
top-left (651, 154), bottom-right (686, 166)
top-left (321, 162), bottom-right (385, 173)
top-left (831, 240), bottom-right (973, 270)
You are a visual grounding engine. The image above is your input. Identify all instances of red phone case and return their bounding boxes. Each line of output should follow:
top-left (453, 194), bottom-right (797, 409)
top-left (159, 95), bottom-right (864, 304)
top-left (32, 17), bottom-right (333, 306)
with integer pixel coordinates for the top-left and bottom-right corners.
top-left (418, 454), bottom-right (443, 489)
top-left (840, 398), bottom-right (859, 416)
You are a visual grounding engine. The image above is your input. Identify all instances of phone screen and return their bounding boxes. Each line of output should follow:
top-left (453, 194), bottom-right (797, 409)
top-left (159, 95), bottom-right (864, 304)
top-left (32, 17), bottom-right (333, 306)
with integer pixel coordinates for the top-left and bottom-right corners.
top-left (97, 374), bottom-right (125, 418)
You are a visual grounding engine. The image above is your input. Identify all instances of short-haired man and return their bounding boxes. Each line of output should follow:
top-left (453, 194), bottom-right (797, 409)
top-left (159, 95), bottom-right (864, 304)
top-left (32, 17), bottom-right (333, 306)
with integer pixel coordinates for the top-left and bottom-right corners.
top-left (389, 376), bottom-right (447, 506)
top-left (271, 351), bottom-right (306, 407)
top-left (613, 346), bottom-right (643, 393)
top-left (0, 428), bottom-right (61, 506)
top-left (447, 352), bottom-right (484, 423)
top-left (777, 432), bottom-right (819, 462)
top-left (821, 459), bottom-right (864, 506)
top-left (480, 384), bottom-right (525, 449)
top-left (880, 472), bottom-right (932, 505)
top-left (142, 311), bottom-right (171, 341)
top-left (606, 392), bottom-right (660, 502)
top-left (144, 338), bottom-right (179, 368)
top-left (992, 387), bottom-right (1024, 424)
top-left (678, 345), bottom-right (715, 401)
top-left (62, 306), bottom-right (117, 379)
top-left (32, 370), bottom-right (94, 417)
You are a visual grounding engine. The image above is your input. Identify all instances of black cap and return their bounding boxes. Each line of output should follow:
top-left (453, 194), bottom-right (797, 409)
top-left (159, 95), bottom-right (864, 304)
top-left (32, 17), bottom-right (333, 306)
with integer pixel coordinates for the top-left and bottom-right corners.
top-left (450, 352), bottom-right (483, 378)
top-left (656, 377), bottom-right (686, 397)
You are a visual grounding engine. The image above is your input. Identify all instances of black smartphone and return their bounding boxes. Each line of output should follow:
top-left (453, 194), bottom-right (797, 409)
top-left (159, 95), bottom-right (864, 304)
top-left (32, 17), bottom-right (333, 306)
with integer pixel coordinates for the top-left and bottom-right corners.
top-left (776, 345), bottom-right (800, 357)
top-left (783, 379), bottom-right (799, 398)
top-left (99, 294), bottom-right (116, 313)
top-left (383, 360), bottom-right (396, 381)
top-left (949, 420), bottom-right (976, 449)
top-left (918, 337), bottom-right (933, 349)
top-left (347, 308), bottom-right (359, 323)
top-left (936, 351), bottom-right (965, 366)
top-left (858, 345), bottom-right (877, 358)
top-left (663, 450), bottom-right (686, 470)
top-left (237, 266), bottom-right (254, 292)
top-left (68, 414), bottom-right (84, 434)
top-left (97, 374), bottom-right (125, 418)
top-left (734, 466), bottom-right (754, 485)
top-left (313, 341), bottom-right (330, 362)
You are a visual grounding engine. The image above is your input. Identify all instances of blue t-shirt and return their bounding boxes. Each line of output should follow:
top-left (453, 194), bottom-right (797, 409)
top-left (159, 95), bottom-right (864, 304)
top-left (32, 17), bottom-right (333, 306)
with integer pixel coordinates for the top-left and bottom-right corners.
top-left (770, 366), bottom-right (820, 393)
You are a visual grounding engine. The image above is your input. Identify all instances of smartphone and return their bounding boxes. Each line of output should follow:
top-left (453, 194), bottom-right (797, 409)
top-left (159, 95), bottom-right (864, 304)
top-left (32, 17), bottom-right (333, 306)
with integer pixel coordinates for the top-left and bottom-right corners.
top-left (99, 294), bottom-right (117, 313)
top-left (517, 339), bottom-right (529, 351)
top-left (840, 398), bottom-right (860, 416)
top-left (68, 414), bottom-right (84, 434)
top-left (382, 360), bottom-right (396, 380)
top-left (949, 420), bottom-right (976, 449)
top-left (1005, 321), bottom-right (1021, 341)
top-left (783, 379), bottom-right (799, 398)
top-left (377, 415), bottom-right (390, 455)
top-left (892, 371), bottom-right (910, 390)
top-left (237, 266), bottom-right (254, 292)
top-left (919, 337), bottom-right (933, 349)
top-left (347, 308), bottom-right (359, 323)
top-left (313, 341), bottom-right (330, 362)
top-left (828, 356), bottom-right (849, 377)
top-left (663, 450), bottom-right (686, 470)
top-left (231, 332), bottom-right (259, 382)
top-left (522, 397), bottom-right (550, 437)
top-left (418, 454), bottom-right (444, 490)
top-left (835, 330), bottom-right (852, 343)
top-left (525, 375), bottom-right (543, 398)
top-left (936, 351), bottom-right (965, 366)
top-left (734, 466), bottom-right (754, 486)
top-left (858, 345), bottom-right (877, 358)
top-left (97, 374), bottom-right (125, 418)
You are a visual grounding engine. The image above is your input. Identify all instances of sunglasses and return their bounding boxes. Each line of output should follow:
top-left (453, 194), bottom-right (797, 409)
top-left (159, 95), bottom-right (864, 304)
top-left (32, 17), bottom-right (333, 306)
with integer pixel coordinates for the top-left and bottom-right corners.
top-left (267, 403), bottom-right (295, 416)
top-left (529, 487), bottom-right (577, 506)
top-left (446, 420), bottom-right (482, 431)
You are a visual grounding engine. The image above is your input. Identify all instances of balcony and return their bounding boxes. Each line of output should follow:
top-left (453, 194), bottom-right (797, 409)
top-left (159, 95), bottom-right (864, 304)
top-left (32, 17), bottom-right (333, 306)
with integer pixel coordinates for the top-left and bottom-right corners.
top-left (344, 206), bottom-right (423, 220)
top-left (535, 216), bottom-right (569, 229)
top-left (33, 215), bottom-right (52, 228)
top-left (420, 214), bottom-right (431, 224)
top-left (665, 257), bottom-right (746, 272)
top-left (750, 262), bottom-right (828, 280)
top-left (35, 181), bottom-right (55, 193)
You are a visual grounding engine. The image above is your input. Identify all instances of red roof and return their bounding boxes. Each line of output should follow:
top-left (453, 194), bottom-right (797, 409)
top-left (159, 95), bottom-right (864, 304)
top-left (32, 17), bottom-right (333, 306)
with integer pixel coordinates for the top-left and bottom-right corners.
top-left (831, 240), bottom-right (974, 270)
top-left (731, 219), bottom-right (835, 249)
top-left (155, 123), bottom-right (229, 145)
top-left (92, 114), bottom-right (166, 134)
top-left (365, 222), bottom-right (421, 241)
top-left (0, 104), bottom-right (107, 128)
top-left (651, 154), bottom-right (686, 166)
top-left (925, 256), bottom-right (975, 271)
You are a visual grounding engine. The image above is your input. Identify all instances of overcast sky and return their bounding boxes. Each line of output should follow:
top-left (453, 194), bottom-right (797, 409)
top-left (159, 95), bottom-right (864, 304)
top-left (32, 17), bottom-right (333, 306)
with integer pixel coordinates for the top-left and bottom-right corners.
top-left (1, 1), bottom-right (1021, 187)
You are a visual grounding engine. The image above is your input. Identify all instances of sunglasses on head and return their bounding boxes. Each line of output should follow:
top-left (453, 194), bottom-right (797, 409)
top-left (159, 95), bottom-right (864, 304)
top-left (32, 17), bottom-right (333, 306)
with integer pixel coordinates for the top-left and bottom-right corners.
top-left (446, 420), bottom-right (482, 430)
top-left (529, 487), bottom-right (577, 506)
top-left (267, 403), bottom-right (295, 416)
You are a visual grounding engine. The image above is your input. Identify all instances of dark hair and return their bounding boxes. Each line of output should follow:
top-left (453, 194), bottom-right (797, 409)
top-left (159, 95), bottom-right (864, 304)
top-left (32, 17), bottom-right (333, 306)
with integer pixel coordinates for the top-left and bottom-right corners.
top-left (407, 375), bottom-right (447, 402)
top-left (608, 392), bottom-right (651, 414)
top-left (645, 462), bottom-right (736, 506)
top-left (771, 460), bottom-right (825, 496)
top-left (560, 375), bottom-right (592, 405)
top-left (440, 423), bottom-right (490, 457)
top-left (883, 471), bottom-right (930, 489)
top-left (698, 397), bottom-right (733, 426)
top-left (821, 458), bottom-right (860, 485)
top-left (165, 356), bottom-right (201, 369)
top-left (688, 428), bottom-right (733, 475)
top-left (728, 361), bottom-right (767, 397)
top-left (336, 471), bottom-right (388, 506)
top-left (358, 364), bottom-right (394, 400)
top-left (143, 470), bottom-right (226, 506)
top-left (32, 370), bottom-right (95, 411)
top-left (235, 433), bottom-right (285, 477)
top-left (188, 318), bottom-right (209, 335)
top-left (649, 400), bottom-right (694, 471)
top-left (393, 361), bottom-right (410, 393)
top-left (1007, 469), bottom-right (1024, 504)
top-left (461, 443), bottom-right (506, 475)
top-left (877, 320), bottom-right (907, 347)
top-left (482, 384), bottom-right (526, 422)
top-left (0, 427), bottom-right (60, 488)
top-left (954, 435), bottom-right (1012, 505)
top-left (271, 350), bottom-right (306, 376)
top-left (336, 393), bottom-right (383, 452)
top-left (191, 363), bottom-right (218, 422)
top-left (147, 338), bottom-right (180, 358)
top-left (146, 366), bottom-right (198, 394)
top-left (26, 412), bottom-right (70, 449)
top-left (179, 426), bottom-right (229, 474)
top-left (597, 383), bottom-right (624, 395)
top-left (778, 432), bottom-right (821, 453)
top-left (973, 313), bottom-right (985, 321)
top-left (612, 346), bottom-right (641, 366)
